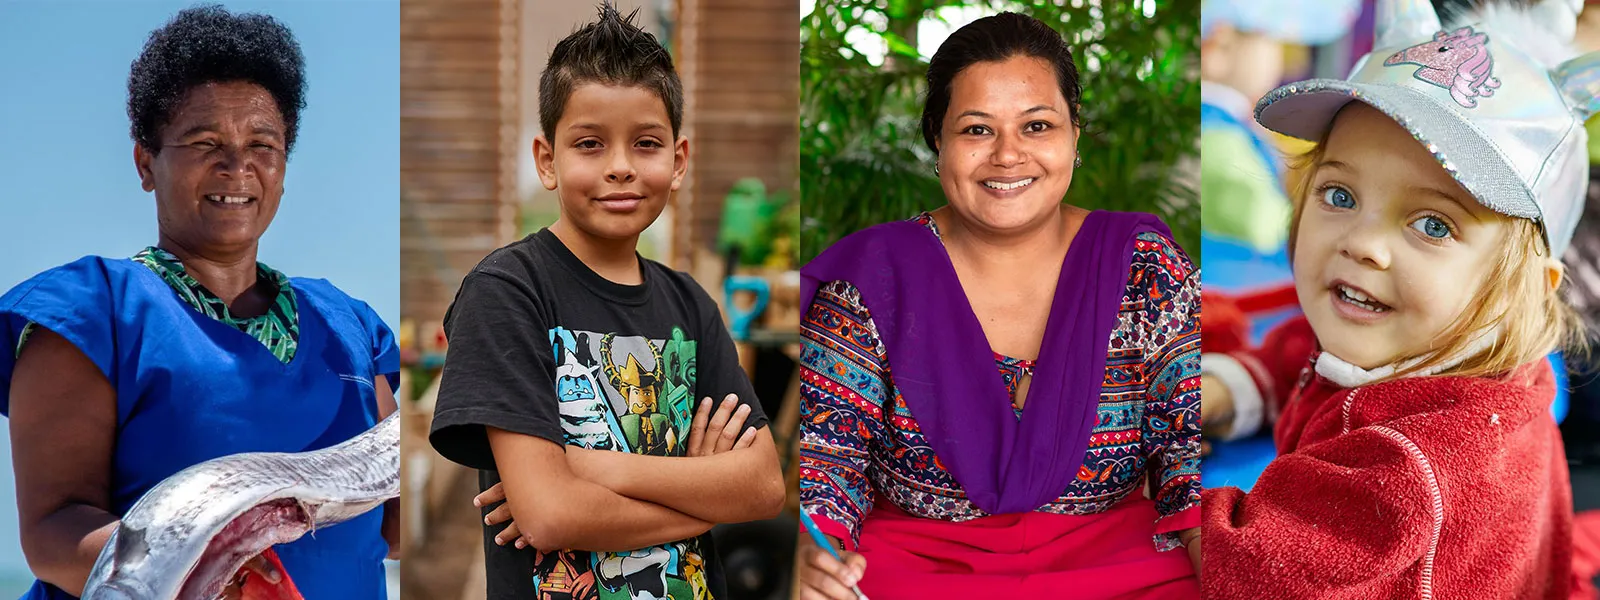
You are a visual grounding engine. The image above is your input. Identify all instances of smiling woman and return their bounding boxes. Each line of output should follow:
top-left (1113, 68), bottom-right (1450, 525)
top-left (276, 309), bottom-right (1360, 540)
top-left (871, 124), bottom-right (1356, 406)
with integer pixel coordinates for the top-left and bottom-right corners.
top-left (796, 11), bottom-right (1201, 600)
top-left (137, 80), bottom-right (291, 280)
top-left (0, 5), bottom-right (398, 600)
top-left (138, 80), bottom-right (290, 252)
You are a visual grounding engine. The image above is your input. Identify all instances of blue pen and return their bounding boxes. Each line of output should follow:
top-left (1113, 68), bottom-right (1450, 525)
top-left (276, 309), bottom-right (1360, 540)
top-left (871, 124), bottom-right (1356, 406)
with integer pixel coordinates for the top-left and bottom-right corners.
top-left (798, 509), bottom-right (869, 600)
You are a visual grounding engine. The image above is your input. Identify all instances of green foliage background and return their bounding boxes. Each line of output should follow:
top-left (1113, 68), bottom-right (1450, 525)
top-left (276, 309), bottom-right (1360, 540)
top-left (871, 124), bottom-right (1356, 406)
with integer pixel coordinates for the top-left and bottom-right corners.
top-left (800, 0), bottom-right (1201, 263)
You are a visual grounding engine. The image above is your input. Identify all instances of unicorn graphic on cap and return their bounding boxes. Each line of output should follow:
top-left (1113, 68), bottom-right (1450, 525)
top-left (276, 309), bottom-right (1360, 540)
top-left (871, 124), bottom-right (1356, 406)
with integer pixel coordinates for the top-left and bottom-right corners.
top-left (1383, 27), bottom-right (1500, 108)
top-left (1251, 0), bottom-right (1599, 257)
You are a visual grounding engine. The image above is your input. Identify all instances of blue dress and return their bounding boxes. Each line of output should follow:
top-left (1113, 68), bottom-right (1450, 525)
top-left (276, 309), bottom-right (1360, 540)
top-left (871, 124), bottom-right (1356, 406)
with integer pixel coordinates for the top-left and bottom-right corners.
top-left (0, 256), bottom-right (399, 599)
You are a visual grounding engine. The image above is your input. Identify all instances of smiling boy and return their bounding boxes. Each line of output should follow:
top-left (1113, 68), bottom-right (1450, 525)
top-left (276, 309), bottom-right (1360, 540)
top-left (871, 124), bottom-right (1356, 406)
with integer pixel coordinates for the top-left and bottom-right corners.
top-left (427, 5), bottom-right (784, 599)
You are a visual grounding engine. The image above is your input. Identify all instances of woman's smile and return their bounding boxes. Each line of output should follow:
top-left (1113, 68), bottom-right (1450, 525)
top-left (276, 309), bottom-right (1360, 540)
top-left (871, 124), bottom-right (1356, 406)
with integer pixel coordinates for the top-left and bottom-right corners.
top-left (202, 193), bottom-right (259, 211)
top-left (979, 176), bottom-right (1038, 195)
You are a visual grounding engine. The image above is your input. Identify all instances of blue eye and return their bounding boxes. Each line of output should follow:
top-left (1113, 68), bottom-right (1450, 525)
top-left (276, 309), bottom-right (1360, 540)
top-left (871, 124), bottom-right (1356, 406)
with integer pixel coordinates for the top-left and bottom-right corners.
top-left (1409, 215), bottom-right (1454, 239)
top-left (1321, 186), bottom-right (1355, 208)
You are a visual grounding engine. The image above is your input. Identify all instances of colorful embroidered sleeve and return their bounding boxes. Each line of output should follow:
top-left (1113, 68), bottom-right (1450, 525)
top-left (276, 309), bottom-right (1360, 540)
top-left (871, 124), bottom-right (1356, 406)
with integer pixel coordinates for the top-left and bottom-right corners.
top-left (1136, 233), bottom-right (1203, 550)
top-left (798, 281), bottom-right (891, 550)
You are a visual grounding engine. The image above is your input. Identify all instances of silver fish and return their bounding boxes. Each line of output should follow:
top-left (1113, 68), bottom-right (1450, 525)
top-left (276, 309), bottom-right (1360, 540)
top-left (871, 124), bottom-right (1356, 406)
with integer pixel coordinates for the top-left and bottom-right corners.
top-left (81, 413), bottom-right (400, 599)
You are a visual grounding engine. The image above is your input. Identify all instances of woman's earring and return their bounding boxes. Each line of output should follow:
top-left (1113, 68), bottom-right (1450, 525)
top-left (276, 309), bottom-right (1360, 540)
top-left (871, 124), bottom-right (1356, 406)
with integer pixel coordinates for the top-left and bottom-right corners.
top-left (934, 162), bottom-right (940, 176)
top-left (1074, 156), bottom-right (1082, 168)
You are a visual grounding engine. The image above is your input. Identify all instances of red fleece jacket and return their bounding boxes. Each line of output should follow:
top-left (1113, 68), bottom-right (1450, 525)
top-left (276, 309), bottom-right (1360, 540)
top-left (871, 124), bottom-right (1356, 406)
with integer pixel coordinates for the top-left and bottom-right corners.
top-left (1203, 317), bottom-right (1572, 599)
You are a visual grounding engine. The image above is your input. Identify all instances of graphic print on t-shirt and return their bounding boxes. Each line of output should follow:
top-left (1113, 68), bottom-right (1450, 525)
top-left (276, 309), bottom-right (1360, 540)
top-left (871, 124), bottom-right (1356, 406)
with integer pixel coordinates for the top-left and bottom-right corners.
top-left (538, 326), bottom-right (705, 600)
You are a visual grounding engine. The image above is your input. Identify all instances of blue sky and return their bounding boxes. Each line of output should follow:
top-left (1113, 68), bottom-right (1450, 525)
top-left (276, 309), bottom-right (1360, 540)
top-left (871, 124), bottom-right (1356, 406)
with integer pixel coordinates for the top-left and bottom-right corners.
top-left (0, 0), bottom-right (399, 326)
top-left (0, 0), bottom-right (398, 589)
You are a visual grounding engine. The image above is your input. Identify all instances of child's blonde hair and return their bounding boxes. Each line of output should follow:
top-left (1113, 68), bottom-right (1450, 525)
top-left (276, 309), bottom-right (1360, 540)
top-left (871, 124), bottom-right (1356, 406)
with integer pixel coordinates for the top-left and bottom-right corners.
top-left (1286, 141), bottom-right (1584, 381)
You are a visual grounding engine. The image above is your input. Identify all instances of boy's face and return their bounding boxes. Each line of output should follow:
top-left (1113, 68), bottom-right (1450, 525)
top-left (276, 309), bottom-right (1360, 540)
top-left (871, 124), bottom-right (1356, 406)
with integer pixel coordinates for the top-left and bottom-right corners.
top-left (535, 83), bottom-right (686, 242)
top-left (1293, 103), bottom-right (1507, 369)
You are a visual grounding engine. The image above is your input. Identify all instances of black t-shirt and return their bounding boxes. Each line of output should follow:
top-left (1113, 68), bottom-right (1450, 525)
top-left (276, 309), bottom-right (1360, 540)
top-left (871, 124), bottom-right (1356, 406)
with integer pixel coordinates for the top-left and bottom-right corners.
top-left (429, 228), bottom-right (766, 600)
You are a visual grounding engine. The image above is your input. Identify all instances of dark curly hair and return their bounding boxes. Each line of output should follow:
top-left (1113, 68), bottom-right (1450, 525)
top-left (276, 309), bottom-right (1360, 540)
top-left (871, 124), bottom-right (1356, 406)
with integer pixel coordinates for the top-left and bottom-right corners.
top-left (921, 12), bottom-right (1082, 154)
top-left (127, 5), bottom-right (306, 154)
top-left (539, 3), bottom-right (683, 139)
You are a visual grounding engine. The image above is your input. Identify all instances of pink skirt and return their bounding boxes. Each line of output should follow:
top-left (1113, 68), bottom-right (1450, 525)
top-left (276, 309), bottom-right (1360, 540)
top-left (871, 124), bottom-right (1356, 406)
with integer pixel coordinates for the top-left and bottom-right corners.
top-left (854, 496), bottom-right (1198, 599)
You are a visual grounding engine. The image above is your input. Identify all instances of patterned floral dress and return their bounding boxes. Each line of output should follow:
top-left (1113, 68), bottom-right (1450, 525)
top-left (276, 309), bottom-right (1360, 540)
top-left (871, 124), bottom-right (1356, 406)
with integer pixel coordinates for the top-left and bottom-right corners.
top-left (799, 213), bottom-right (1202, 553)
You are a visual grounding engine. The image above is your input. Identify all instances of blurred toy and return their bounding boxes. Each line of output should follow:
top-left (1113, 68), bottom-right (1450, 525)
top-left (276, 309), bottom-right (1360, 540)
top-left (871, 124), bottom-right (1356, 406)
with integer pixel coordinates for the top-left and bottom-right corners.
top-left (765, 199), bottom-right (799, 271)
top-left (763, 270), bottom-right (802, 334)
top-left (718, 178), bottom-right (789, 269)
top-left (1200, 288), bottom-right (1286, 355)
top-left (723, 275), bottom-right (771, 341)
top-left (397, 318), bottom-right (418, 366)
top-left (1200, 0), bottom-right (1362, 252)
top-left (717, 178), bottom-right (793, 342)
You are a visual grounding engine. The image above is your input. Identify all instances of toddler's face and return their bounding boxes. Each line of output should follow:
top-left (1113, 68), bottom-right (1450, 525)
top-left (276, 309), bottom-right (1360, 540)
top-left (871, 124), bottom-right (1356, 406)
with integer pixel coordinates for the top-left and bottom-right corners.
top-left (535, 83), bottom-right (686, 242)
top-left (1293, 103), bottom-right (1510, 369)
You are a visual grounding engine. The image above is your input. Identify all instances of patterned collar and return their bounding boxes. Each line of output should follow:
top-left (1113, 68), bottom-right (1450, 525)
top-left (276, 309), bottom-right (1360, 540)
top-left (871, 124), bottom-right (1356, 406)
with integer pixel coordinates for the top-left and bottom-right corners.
top-left (915, 211), bottom-right (942, 239)
top-left (132, 247), bottom-right (300, 363)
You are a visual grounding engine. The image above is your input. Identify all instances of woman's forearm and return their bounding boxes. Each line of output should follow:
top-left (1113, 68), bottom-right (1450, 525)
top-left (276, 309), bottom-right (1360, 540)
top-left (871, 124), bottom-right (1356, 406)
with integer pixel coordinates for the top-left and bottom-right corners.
top-left (1184, 531), bottom-right (1202, 572)
top-left (20, 504), bottom-right (118, 596)
top-left (382, 498), bottom-right (400, 559)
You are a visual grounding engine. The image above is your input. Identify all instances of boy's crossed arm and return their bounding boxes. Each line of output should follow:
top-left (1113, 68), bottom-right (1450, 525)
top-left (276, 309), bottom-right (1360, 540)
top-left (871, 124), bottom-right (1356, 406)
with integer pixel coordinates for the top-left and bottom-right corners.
top-left (484, 427), bottom-right (714, 553)
top-left (482, 394), bottom-right (784, 551)
top-left (565, 394), bottom-right (785, 523)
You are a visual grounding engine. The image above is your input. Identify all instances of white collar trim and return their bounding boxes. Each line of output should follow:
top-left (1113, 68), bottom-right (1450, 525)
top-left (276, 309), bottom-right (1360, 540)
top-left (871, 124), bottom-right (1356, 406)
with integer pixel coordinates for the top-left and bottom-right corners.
top-left (1314, 330), bottom-right (1500, 388)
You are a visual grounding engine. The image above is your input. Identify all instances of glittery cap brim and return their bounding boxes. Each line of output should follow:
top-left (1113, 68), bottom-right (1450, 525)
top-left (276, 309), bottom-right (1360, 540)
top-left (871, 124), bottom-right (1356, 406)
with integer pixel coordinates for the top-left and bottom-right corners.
top-left (1255, 78), bottom-right (1543, 224)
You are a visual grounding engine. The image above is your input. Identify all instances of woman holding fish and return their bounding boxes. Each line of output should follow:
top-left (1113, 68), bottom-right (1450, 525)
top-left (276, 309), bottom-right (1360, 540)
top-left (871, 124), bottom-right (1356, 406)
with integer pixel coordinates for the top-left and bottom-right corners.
top-left (0, 6), bottom-right (398, 599)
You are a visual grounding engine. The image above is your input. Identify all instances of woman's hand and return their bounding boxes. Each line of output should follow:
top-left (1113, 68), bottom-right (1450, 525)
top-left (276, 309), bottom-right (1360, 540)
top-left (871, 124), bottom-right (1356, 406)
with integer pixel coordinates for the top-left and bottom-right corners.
top-left (218, 552), bottom-right (283, 599)
top-left (1179, 527), bottom-right (1201, 573)
top-left (474, 395), bottom-right (756, 548)
top-left (797, 534), bottom-right (867, 600)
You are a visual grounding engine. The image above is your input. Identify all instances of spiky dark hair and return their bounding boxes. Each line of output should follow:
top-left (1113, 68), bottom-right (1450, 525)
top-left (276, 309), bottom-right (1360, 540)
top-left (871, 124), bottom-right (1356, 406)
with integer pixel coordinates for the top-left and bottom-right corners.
top-left (538, 2), bottom-right (683, 139)
top-left (127, 4), bottom-right (306, 155)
